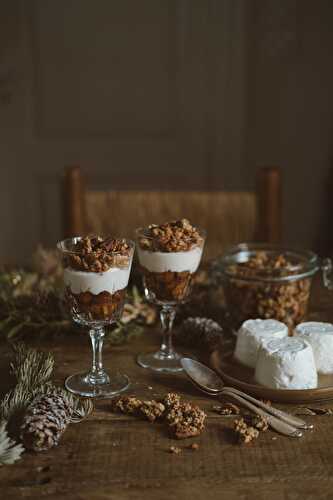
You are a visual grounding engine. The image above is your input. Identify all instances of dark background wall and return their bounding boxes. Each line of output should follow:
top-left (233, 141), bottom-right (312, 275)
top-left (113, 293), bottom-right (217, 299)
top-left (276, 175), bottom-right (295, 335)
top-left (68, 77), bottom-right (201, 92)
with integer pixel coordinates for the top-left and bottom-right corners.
top-left (1, 0), bottom-right (333, 264)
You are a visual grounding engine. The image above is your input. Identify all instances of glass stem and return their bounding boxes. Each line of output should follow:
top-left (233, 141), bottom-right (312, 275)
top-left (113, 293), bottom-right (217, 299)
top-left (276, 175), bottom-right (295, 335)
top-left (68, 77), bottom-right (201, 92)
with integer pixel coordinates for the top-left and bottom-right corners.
top-left (88, 326), bottom-right (109, 384)
top-left (159, 306), bottom-right (176, 357)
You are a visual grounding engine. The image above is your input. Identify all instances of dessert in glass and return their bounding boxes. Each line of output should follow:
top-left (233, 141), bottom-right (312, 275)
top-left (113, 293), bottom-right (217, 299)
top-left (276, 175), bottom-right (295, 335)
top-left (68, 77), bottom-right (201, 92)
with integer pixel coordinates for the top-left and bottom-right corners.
top-left (57, 235), bottom-right (134, 397)
top-left (136, 219), bottom-right (205, 372)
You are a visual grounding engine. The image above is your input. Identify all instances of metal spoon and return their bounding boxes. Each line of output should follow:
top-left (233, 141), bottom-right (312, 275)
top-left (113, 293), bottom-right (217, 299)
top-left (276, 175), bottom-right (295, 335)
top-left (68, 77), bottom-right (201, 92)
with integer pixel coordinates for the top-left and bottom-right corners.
top-left (181, 358), bottom-right (311, 436)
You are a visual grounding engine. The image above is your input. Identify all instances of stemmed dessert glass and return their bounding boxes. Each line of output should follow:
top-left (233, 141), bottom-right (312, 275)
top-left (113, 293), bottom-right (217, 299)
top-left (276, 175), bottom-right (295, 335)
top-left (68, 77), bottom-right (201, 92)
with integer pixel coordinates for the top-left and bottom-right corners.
top-left (57, 236), bottom-right (135, 397)
top-left (135, 222), bottom-right (205, 372)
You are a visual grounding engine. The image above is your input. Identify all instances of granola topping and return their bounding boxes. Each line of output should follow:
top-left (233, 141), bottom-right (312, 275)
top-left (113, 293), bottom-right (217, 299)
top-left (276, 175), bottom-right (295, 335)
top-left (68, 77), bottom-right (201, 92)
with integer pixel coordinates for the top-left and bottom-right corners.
top-left (138, 219), bottom-right (203, 253)
top-left (63, 236), bottom-right (132, 272)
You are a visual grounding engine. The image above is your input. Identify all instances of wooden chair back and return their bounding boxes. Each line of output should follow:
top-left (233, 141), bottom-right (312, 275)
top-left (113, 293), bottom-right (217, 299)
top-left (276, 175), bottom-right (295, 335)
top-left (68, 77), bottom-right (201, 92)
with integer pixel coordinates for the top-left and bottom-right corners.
top-left (62, 166), bottom-right (281, 260)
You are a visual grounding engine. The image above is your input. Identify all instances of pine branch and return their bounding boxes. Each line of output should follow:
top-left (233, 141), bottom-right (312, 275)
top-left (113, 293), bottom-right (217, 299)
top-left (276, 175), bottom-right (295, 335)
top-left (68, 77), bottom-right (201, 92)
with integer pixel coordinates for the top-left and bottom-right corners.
top-left (0, 421), bottom-right (24, 465)
top-left (1, 346), bottom-right (57, 423)
top-left (10, 343), bottom-right (54, 388)
top-left (0, 384), bottom-right (35, 421)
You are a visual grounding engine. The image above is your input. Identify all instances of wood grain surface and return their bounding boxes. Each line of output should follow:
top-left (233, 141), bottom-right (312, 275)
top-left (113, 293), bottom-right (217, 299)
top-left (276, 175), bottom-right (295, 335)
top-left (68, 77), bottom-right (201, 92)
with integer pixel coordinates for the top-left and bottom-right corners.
top-left (1, 280), bottom-right (333, 500)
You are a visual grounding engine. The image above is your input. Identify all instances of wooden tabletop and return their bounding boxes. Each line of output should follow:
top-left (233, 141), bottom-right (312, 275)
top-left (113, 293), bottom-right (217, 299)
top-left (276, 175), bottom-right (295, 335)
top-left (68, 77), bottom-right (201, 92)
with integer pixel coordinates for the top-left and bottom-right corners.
top-left (1, 279), bottom-right (333, 500)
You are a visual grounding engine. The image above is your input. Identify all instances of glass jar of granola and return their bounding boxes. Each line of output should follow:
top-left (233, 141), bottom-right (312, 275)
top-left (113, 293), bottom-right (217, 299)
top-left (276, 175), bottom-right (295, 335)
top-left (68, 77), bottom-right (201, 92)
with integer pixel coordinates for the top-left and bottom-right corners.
top-left (213, 243), bottom-right (319, 332)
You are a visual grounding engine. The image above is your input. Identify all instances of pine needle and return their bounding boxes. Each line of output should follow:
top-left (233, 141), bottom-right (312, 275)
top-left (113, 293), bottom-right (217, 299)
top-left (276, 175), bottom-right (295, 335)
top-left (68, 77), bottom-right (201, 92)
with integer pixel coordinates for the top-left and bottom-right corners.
top-left (70, 399), bottom-right (94, 423)
top-left (10, 343), bottom-right (54, 388)
top-left (0, 384), bottom-right (35, 421)
top-left (0, 421), bottom-right (24, 465)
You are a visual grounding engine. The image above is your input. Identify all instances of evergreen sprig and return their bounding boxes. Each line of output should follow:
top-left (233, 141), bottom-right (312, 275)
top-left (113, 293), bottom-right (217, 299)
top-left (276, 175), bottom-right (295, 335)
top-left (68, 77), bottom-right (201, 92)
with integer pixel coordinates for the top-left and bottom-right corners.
top-left (0, 422), bottom-right (24, 465)
top-left (10, 343), bottom-right (54, 389)
top-left (0, 343), bottom-right (93, 465)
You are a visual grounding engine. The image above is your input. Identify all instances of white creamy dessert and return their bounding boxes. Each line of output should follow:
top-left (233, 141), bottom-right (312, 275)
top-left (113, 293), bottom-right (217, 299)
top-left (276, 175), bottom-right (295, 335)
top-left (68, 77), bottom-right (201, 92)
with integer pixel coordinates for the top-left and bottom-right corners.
top-left (255, 337), bottom-right (318, 390)
top-left (137, 246), bottom-right (203, 273)
top-left (234, 319), bottom-right (288, 369)
top-left (64, 266), bottom-right (131, 295)
top-left (295, 321), bottom-right (333, 374)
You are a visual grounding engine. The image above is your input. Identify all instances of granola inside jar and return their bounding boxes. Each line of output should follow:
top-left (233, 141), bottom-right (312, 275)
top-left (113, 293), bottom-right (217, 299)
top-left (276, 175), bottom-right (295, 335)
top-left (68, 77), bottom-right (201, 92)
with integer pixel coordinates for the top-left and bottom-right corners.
top-left (213, 243), bottom-right (319, 331)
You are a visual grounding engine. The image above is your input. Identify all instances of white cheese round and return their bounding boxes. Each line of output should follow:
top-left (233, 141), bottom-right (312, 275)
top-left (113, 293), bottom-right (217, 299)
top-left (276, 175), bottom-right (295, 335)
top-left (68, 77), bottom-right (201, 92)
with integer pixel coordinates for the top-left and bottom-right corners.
top-left (234, 319), bottom-right (288, 369)
top-left (64, 266), bottom-right (131, 295)
top-left (137, 246), bottom-right (203, 273)
top-left (295, 321), bottom-right (333, 374)
top-left (255, 337), bottom-right (318, 390)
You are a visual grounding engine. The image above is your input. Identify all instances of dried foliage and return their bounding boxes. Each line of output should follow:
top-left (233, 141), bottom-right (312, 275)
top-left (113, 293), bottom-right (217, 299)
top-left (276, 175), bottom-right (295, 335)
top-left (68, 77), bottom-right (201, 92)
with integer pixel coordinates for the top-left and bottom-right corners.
top-left (0, 422), bottom-right (24, 465)
top-left (0, 266), bottom-right (156, 344)
top-left (0, 344), bottom-right (93, 465)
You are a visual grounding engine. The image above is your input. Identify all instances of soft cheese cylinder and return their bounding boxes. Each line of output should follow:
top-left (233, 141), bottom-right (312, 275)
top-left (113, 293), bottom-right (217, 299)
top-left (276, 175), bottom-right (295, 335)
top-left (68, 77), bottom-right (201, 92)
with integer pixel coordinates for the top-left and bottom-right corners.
top-left (295, 321), bottom-right (333, 374)
top-left (255, 337), bottom-right (318, 390)
top-left (234, 319), bottom-right (288, 368)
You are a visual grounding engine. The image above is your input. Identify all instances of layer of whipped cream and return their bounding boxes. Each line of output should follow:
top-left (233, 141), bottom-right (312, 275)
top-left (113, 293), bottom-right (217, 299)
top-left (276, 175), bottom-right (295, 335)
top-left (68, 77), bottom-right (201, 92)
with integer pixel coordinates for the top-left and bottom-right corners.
top-left (234, 319), bottom-right (288, 369)
top-left (64, 267), bottom-right (131, 295)
top-left (295, 321), bottom-right (333, 374)
top-left (137, 246), bottom-right (203, 273)
top-left (255, 337), bottom-right (318, 390)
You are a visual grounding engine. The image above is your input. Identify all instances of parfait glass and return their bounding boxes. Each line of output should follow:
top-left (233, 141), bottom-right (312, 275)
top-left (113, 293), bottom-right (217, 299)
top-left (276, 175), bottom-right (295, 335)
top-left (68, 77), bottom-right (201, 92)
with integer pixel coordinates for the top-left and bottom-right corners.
top-left (135, 226), bottom-right (205, 372)
top-left (57, 236), bottom-right (135, 397)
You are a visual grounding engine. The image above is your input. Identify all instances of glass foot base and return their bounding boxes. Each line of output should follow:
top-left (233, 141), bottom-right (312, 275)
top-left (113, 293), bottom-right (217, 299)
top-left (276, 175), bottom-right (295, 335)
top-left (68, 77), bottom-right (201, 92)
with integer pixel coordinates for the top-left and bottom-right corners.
top-left (65, 371), bottom-right (130, 398)
top-left (137, 351), bottom-right (183, 373)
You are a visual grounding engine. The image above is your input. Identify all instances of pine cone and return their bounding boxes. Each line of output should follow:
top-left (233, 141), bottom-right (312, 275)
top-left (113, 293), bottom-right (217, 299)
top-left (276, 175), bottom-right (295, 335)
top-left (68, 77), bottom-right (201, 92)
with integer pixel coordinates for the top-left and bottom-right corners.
top-left (20, 393), bottom-right (73, 452)
top-left (177, 317), bottom-right (223, 350)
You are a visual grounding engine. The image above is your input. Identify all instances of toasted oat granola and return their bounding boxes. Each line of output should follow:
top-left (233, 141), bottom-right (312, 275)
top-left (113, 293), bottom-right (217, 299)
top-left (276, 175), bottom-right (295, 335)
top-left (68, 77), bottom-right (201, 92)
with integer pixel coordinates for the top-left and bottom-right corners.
top-left (224, 251), bottom-right (311, 329)
top-left (63, 235), bottom-right (131, 272)
top-left (234, 418), bottom-right (259, 444)
top-left (112, 396), bottom-right (142, 415)
top-left (139, 400), bottom-right (166, 422)
top-left (166, 402), bottom-right (207, 439)
top-left (138, 219), bottom-right (203, 253)
top-left (162, 393), bottom-right (182, 409)
top-left (245, 414), bottom-right (269, 431)
top-left (111, 393), bottom-right (207, 441)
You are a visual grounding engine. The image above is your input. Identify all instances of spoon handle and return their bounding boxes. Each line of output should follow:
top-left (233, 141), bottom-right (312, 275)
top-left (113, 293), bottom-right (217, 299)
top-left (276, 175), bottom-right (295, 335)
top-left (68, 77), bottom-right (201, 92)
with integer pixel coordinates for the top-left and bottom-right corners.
top-left (221, 389), bottom-right (302, 438)
top-left (224, 386), bottom-right (312, 430)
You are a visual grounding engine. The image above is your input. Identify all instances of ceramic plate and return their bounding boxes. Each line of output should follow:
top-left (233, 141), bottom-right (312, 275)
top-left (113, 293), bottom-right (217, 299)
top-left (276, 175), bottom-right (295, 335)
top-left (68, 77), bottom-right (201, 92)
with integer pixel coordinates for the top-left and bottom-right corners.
top-left (209, 348), bottom-right (333, 403)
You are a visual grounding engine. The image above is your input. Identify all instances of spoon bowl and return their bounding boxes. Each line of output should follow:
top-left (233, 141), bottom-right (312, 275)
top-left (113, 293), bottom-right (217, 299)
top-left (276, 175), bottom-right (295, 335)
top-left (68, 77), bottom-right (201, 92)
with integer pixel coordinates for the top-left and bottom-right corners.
top-left (181, 358), bottom-right (224, 393)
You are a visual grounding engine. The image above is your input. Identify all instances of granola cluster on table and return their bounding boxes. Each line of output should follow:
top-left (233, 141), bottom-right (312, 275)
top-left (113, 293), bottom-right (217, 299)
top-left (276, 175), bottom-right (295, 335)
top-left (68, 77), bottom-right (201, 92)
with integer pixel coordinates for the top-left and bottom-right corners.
top-left (111, 392), bottom-right (207, 439)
